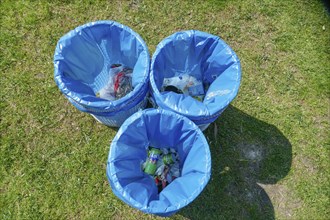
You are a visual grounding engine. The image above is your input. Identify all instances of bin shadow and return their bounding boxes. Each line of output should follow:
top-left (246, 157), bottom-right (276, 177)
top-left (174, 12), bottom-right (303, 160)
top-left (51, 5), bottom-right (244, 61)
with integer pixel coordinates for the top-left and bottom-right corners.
top-left (179, 105), bottom-right (292, 220)
top-left (322, 0), bottom-right (330, 13)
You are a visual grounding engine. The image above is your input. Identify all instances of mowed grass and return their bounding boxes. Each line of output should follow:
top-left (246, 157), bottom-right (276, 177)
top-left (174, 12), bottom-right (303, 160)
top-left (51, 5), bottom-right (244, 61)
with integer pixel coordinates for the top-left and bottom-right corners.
top-left (1, 0), bottom-right (329, 219)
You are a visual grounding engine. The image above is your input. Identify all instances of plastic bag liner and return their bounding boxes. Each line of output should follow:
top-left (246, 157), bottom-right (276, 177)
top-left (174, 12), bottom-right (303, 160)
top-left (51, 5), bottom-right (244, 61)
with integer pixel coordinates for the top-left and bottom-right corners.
top-left (106, 109), bottom-right (211, 216)
top-left (54, 20), bottom-right (150, 127)
top-left (150, 30), bottom-right (241, 129)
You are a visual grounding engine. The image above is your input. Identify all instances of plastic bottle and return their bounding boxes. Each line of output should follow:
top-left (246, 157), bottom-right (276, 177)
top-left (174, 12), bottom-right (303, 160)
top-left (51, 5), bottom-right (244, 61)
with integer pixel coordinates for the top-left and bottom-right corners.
top-left (144, 148), bottom-right (162, 175)
top-left (162, 154), bottom-right (175, 165)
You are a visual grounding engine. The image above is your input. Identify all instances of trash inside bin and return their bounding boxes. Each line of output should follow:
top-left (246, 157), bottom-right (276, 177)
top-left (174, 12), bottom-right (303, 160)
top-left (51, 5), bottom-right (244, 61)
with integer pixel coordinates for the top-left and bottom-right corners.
top-left (150, 30), bottom-right (241, 130)
top-left (142, 147), bottom-right (181, 193)
top-left (96, 64), bottom-right (133, 101)
top-left (106, 109), bottom-right (211, 216)
top-left (54, 20), bottom-right (150, 127)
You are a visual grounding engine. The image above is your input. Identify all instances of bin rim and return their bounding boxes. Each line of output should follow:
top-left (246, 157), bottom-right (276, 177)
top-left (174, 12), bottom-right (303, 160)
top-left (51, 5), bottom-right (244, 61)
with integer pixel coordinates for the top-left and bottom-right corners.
top-left (149, 30), bottom-right (241, 122)
top-left (107, 108), bottom-right (211, 216)
top-left (54, 20), bottom-right (150, 112)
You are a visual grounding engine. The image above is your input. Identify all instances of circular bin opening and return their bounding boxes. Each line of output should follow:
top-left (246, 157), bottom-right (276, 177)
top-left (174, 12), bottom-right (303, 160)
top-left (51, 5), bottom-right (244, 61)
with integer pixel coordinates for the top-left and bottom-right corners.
top-left (150, 30), bottom-right (241, 123)
top-left (107, 109), bottom-right (211, 216)
top-left (54, 20), bottom-right (150, 111)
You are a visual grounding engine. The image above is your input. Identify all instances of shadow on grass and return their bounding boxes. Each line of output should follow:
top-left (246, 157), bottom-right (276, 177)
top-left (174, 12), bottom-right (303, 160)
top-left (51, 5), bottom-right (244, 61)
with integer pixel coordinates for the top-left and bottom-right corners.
top-left (322, 0), bottom-right (330, 13)
top-left (179, 105), bottom-right (292, 220)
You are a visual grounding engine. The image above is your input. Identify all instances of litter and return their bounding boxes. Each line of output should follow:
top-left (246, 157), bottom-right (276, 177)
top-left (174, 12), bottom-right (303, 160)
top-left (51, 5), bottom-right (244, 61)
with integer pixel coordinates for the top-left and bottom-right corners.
top-left (143, 147), bottom-right (180, 193)
top-left (162, 74), bottom-right (206, 101)
top-left (97, 64), bottom-right (133, 101)
top-left (143, 147), bottom-right (162, 175)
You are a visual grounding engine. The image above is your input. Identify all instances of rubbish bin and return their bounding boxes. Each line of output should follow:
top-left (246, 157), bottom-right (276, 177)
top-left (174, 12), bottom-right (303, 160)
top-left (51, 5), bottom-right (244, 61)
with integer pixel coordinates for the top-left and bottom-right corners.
top-left (106, 109), bottom-right (211, 216)
top-left (54, 20), bottom-right (150, 127)
top-left (150, 30), bottom-right (241, 130)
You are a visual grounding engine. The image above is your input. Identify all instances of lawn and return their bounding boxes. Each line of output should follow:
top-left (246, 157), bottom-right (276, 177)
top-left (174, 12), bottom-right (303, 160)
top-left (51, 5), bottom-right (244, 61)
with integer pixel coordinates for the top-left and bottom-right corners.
top-left (1, 0), bottom-right (329, 219)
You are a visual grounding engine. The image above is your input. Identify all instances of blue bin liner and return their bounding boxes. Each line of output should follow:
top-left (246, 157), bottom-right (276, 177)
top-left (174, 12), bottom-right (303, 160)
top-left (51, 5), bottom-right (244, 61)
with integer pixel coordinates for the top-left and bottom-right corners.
top-left (54, 20), bottom-right (150, 127)
top-left (106, 109), bottom-right (211, 216)
top-left (150, 30), bottom-right (241, 127)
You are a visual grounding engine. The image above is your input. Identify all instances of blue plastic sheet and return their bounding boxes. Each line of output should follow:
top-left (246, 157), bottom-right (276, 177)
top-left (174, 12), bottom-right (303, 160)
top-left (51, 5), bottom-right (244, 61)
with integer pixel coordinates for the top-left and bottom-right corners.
top-left (150, 30), bottom-right (241, 125)
top-left (107, 109), bottom-right (211, 216)
top-left (54, 20), bottom-right (150, 116)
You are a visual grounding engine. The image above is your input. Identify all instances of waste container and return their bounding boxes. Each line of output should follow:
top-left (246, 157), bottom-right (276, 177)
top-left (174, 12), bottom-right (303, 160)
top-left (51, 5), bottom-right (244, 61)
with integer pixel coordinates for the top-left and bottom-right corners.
top-left (54, 20), bottom-right (150, 127)
top-left (106, 109), bottom-right (211, 216)
top-left (150, 30), bottom-right (241, 130)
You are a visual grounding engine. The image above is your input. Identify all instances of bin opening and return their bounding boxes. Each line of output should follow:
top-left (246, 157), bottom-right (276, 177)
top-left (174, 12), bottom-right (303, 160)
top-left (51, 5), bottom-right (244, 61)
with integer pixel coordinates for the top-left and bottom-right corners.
top-left (107, 109), bottom-right (211, 216)
top-left (150, 30), bottom-right (241, 118)
top-left (54, 21), bottom-right (149, 106)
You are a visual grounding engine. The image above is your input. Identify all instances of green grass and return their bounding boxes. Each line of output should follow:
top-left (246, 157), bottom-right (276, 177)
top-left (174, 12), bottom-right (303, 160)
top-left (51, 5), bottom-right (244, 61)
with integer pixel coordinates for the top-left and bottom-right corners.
top-left (1, 0), bottom-right (329, 219)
